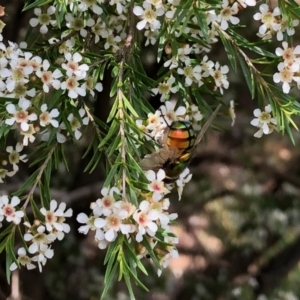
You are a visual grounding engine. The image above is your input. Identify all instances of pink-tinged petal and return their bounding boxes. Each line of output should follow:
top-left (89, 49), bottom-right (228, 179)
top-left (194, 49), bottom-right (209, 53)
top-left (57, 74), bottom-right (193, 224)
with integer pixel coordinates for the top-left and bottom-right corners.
top-left (29, 18), bottom-right (39, 27)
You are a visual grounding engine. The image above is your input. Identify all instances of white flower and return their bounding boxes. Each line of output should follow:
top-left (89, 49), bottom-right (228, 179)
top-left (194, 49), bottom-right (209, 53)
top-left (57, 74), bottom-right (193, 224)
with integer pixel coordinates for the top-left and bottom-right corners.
top-left (210, 62), bottom-right (229, 94)
top-left (20, 124), bottom-right (36, 146)
top-left (133, 200), bottom-right (159, 242)
top-left (133, 3), bottom-right (165, 31)
top-left (273, 62), bottom-right (300, 94)
top-left (160, 101), bottom-right (187, 125)
top-left (0, 195), bottom-right (24, 224)
top-left (35, 59), bottom-right (62, 92)
top-left (31, 244), bottom-right (54, 272)
top-left (82, 77), bottom-right (103, 97)
top-left (65, 14), bottom-right (95, 38)
top-left (216, 0), bottom-right (240, 30)
top-left (29, 6), bottom-right (56, 34)
top-left (40, 199), bottom-right (73, 233)
top-left (151, 76), bottom-right (178, 101)
top-left (104, 31), bottom-right (122, 52)
top-left (77, 213), bottom-right (98, 234)
top-left (10, 247), bottom-right (36, 271)
top-left (5, 98), bottom-right (37, 131)
top-left (253, 4), bottom-right (281, 35)
top-left (275, 41), bottom-right (300, 68)
top-left (67, 108), bottom-right (89, 140)
top-left (24, 225), bottom-right (56, 254)
top-left (39, 104), bottom-right (59, 127)
top-left (276, 18), bottom-right (299, 41)
top-left (62, 52), bottom-right (89, 79)
top-left (146, 169), bottom-right (170, 201)
top-left (60, 76), bottom-right (87, 99)
top-left (6, 143), bottom-right (28, 166)
top-left (177, 64), bottom-right (202, 86)
top-left (93, 187), bottom-right (121, 217)
top-left (250, 105), bottom-right (277, 137)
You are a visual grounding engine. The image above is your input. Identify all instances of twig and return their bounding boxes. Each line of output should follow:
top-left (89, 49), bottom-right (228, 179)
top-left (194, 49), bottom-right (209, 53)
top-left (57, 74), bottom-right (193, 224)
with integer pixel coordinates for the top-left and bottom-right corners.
top-left (22, 145), bottom-right (56, 210)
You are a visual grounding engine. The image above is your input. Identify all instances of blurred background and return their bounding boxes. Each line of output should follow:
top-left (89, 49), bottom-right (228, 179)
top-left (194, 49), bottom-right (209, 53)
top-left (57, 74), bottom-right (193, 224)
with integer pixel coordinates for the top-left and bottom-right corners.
top-left (1, 1), bottom-right (300, 299)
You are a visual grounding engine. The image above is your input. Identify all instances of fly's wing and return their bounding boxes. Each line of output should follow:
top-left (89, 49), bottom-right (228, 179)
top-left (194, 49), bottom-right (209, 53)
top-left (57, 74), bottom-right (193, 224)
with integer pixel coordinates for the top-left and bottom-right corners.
top-left (194, 104), bottom-right (221, 146)
top-left (140, 145), bottom-right (181, 172)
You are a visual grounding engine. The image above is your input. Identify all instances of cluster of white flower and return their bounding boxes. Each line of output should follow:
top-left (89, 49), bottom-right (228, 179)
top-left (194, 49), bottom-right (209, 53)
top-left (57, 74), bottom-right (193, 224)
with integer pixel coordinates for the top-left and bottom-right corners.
top-left (250, 104), bottom-right (277, 138)
top-left (77, 176), bottom-right (178, 273)
top-left (273, 41), bottom-right (300, 94)
top-left (254, 4), bottom-right (299, 41)
top-left (0, 33), bottom-right (99, 145)
top-left (10, 199), bottom-right (72, 272)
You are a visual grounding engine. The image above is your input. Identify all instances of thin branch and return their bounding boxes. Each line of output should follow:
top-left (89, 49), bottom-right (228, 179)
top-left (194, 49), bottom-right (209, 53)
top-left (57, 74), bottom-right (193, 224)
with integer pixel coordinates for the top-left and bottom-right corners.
top-left (22, 145), bottom-right (56, 210)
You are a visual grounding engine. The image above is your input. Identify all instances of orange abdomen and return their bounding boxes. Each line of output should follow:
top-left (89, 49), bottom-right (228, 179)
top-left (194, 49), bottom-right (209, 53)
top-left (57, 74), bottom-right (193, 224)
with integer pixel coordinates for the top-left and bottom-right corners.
top-left (167, 121), bottom-right (195, 154)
